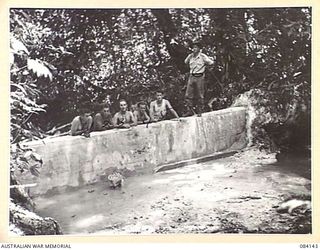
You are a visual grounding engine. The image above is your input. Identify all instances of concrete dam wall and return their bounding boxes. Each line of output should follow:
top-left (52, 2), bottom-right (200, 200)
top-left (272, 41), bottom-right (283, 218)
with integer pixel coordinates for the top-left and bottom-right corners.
top-left (17, 107), bottom-right (248, 196)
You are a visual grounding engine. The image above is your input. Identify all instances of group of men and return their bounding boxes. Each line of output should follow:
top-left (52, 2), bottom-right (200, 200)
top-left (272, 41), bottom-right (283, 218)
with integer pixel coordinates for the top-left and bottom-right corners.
top-left (70, 41), bottom-right (214, 137)
top-left (70, 91), bottom-right (179, 136)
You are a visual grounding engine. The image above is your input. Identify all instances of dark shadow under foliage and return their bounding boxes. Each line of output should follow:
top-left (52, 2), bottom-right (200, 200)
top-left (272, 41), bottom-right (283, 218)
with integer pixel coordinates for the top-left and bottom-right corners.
top-left (10, 7), bottom-right (311, 153)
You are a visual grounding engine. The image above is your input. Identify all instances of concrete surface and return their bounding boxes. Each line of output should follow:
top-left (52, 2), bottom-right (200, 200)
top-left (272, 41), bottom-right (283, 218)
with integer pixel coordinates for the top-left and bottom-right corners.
top-left (17, 107), bottom-right (247, 196)
top-left (34, 148), bottom-right (311, 234)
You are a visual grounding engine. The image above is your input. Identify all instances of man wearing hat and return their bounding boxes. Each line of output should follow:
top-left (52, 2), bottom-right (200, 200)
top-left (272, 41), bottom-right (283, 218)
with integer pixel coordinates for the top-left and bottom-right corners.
top-left (184, 41), bottom-right (214, 115)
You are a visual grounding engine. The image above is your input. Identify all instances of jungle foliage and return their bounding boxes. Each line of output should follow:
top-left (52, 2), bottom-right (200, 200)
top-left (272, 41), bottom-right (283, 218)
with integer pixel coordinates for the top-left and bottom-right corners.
top-left (8, 8), bottom-right (311, 235)
top-left (10, 8), bottom-right (311, 144)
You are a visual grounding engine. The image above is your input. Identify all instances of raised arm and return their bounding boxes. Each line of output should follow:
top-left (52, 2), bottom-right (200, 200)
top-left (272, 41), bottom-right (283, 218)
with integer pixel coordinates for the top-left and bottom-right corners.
top-left (202, 53), bottom-right (214, 65)
top-left (184, 54), bottom-right (192, 65)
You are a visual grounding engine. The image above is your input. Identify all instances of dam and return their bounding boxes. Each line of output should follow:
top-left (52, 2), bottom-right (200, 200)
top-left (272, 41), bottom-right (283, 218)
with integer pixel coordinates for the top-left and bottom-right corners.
top-left (15, 106), bottom-right (311, 234)
top-left (17, 107), bottom-right (247, 196)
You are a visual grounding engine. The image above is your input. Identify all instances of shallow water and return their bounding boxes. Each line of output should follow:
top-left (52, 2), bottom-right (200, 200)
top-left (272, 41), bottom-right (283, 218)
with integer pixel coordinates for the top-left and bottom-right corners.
top-left (34, 149), bottom-right (311, 234)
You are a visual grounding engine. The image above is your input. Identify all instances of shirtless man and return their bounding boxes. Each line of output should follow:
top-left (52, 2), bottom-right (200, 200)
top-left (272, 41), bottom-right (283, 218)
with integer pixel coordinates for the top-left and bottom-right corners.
top-left (149, 91), bottom-right (179, 122)
top-left (133, 102), bottom-right (150, 124)
top-left (113, 99), bottom-right (136, 128)
top-left (70, 108), bottom-right (92, 137)
top-left (92, 104), bottom-right (113, 131)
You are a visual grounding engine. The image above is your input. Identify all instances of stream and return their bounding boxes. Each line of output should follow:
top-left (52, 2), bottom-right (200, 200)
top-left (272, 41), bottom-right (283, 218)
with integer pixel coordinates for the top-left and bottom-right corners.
top-left (34, 147), bottom-right (311, 234)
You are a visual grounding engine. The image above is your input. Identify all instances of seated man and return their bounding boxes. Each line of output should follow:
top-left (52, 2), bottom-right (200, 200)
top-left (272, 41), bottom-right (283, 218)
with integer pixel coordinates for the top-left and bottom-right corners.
top-left (133, 102), bottom-right (150, 124)
top-left (92, 104), bottom-right (113, 131)
top-left (113, 99), bottom-right (136, 128)
top-left (70, 108), bottom-right (93, 137)
top-left (149, 91), bottom-right (179, 122)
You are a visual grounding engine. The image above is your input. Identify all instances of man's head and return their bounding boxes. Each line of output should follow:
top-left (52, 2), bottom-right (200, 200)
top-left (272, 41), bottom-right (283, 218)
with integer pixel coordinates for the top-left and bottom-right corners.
top-left (100, 104), bottom-right (111, 117)
top-left (138, 102), bottom-right (147, 112)
top-left (119, 99), bottom-right (128, 112)
top-left (156, 91), bottom-right (164, 102)
top-left (191, 41), bottom-right (201, 54)
top-left (79, 108), bottom-right (91, 119)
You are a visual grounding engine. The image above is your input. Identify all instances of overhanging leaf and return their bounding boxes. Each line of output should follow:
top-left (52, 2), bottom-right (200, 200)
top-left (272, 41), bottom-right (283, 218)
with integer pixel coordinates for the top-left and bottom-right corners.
top-left (27, 59), bottom-right (53, 81)
top-left (10, 36), bottom-right (29, 55)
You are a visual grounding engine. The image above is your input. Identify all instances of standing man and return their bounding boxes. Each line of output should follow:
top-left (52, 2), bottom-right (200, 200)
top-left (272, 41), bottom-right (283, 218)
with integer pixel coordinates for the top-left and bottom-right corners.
top-left (184, 41), bottom-right (214, 115)
top-left (113, 99), bottom-right (136, 128)
top-left (70, 108), bottom-right (93, 137)
top-left (92, 104), bottom-right (113, 131)
top-left (149, 91), bottom-right (179, 122)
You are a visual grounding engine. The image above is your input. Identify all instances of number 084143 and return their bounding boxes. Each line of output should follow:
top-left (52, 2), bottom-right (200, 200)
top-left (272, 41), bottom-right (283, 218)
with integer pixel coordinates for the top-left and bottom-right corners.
top-left (300, 244), bottom-right (319, 248)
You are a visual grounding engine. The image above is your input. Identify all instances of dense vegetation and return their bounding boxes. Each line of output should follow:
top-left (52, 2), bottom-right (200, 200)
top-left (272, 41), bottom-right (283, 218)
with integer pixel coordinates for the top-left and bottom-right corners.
top-left (9, 7), bottom-right (311, 235)
top-left (10, 7), bottom-right (311, 148)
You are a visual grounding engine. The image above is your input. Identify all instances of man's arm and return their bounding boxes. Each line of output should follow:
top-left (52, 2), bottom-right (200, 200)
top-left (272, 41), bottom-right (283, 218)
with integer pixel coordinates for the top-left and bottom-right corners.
top-left (184, 54), bottom-right (192, 64)
top-left (202, 53), bottom-right (214, 65)
top-left (113, 113), bottom-right (122, 128)
top-left (133, 111), bottom-right (142, 124)
top-left (129, 111), bottom-right (137, 126)
top-left (70, 117), bottom-right (84, 136)
top-left (70, 120), bottom-right (78, 136)
top-left (93, 114), bottom-right (104, 131)
top-left (166, 100), bottom-right (179, 119)
top-left (144, 112), bottom-right (151, 123)
top-left (149, 102), bottom-right (155, 121)
top-left (85, 116), bottom-right (93, 132)
top-left (72, 131), bottom-right (84, 136)
top-left (104, 114), bottom-right (114, 129)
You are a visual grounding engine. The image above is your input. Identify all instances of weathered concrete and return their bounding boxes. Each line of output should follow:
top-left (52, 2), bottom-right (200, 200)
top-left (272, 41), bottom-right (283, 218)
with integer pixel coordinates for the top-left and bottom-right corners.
top-left (17, 107), bottom-right (247, 196)
top-left (154, 151), bottom-right (238, 173)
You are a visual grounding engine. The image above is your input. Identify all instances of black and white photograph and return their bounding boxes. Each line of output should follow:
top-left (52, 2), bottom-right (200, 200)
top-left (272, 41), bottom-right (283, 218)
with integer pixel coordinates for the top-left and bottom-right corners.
top-left (8, 7), bottom-right (312, 236)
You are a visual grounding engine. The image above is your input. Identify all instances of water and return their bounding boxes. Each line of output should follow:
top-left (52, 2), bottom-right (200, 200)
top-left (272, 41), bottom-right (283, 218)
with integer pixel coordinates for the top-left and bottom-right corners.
top-left (34, 149), bottom-right (311, 234)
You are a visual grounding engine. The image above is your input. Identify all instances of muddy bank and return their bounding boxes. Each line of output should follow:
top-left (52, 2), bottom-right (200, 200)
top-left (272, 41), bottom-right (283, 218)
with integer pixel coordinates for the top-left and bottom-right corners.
top-left (34, 147), bottom-right (311, 234)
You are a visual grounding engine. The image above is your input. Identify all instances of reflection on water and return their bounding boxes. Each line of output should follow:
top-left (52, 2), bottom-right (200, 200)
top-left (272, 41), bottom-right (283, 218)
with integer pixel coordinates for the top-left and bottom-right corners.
top-left (262, 157), bottom-right (311, 180)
